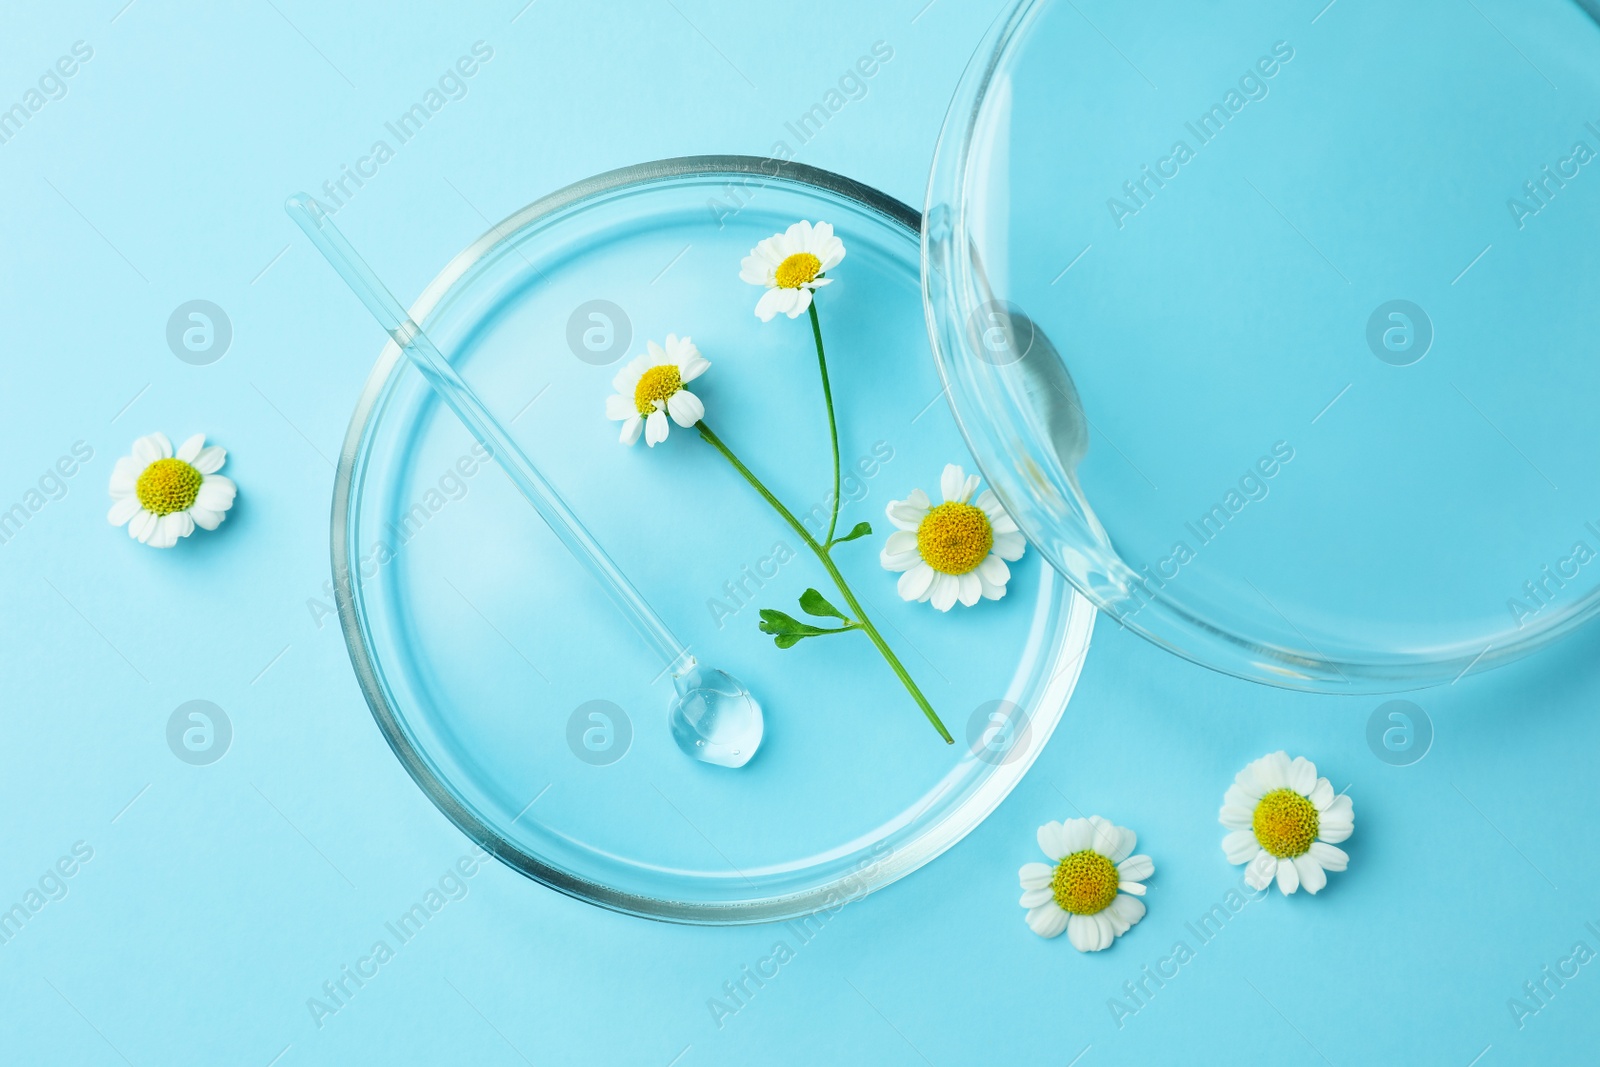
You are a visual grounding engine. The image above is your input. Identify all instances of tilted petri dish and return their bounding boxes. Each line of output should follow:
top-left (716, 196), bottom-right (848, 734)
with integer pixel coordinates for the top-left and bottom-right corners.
top-left (333, 158), bottom-right (1093, 923)
top-left (926, 0), bottom-right (1600, 691)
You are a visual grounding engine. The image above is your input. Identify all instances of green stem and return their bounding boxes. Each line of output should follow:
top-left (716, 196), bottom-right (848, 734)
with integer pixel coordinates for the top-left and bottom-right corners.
top-left (808, 301), bottom-right (842, 547)
top-left (698, 421), bottom-right (953, 744)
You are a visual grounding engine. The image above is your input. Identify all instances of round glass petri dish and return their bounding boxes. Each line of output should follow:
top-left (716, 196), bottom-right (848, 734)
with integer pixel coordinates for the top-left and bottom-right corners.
top-left (333, 157), bottom-right (1093, 923)
top-left (926, 0), bottom-right (1600, 691)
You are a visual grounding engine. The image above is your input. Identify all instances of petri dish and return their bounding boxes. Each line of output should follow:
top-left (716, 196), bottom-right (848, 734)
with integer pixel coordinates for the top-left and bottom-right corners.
top-left (926, 0), bottom-right (1600, 691)
top-left (333, 158), bottom-right (1093, 923)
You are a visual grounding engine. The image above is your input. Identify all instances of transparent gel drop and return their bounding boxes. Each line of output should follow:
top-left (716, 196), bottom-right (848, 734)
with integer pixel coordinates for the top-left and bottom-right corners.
top-left (669, 663), bottom-right (763, 769)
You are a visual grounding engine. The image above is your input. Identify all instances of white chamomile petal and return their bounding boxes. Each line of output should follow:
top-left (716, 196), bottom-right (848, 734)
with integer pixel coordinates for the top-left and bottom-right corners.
top-left (939, 464), bottom-right (965, 503)
top-left (896, 563), bottom-right (935, 602)
top-left (1116, 854), bottom-right (1154, 883)
top-left (1019, 887), bottom-right (1053, 909)
top-left (754, 287), bottom-right (796, 322)
top-left (679, 355), bottom-right (711, 383)
top-left (1028, 905), bottom-right (1069, 939)
top-left (881, 547), bottom-right (922, 572)
top-left (611, 355), bottom-right (648, 394)
top-left (1065, 914), bottom-right (1097, 951)
top-left (1036, 821), bottom-right (1067, 861)
top-left (192, 445), bottom-right (227, 475)
top-left (1244, 852), bottom-right (1277, 891)
top-left (1111, 893), bottom-right (1145, 928)
top-left (1222, 830), bottom-right (1261, 865)
top-left (132, 432), bottom-right (171, 464)
top-left (644, 410), bottom-right (669, 447)
top-left (666, 390), bottom-right (703, 428)
top-left (1293, 855), bottom-right (1328, 895)
top-left (190, 507), bottom-right (225, 531)
top-left (1274, 857), bottom-right (1300, 894)
top-left (885, 490), bottom-right (931, 530)
top-left (195, 478), bottom-right (235, 512)
top-left (1018, 862), bottom-right (1053, 890)
top-left (106, 496), bottom-right (141, 526)
top-left (883, 530), bottom-right (917, 557)
top-left (1288, 756), bottom-right (1318, 795)
top-left (1308, 842), bottom-right (1349, 871)
top-left (992, 531), bottom-right (1027, 562)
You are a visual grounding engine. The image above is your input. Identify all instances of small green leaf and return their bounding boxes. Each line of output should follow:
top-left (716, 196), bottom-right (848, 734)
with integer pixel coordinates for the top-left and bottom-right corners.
top-left (833, 521), bottom-right (873, 545)
top-left (758, 606), bottom-right (856, 649)
top-left (758, 609), bottom-right (832, 638)
top-left (798, 588), bottom-right (847, 621)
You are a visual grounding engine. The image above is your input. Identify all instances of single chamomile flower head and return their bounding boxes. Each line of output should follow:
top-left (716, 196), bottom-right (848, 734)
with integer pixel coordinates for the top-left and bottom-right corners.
top-left (107, 432), bottom-right (236, 548)
top-left (1220, 751), bottom-right (1353, 896)
top-left (739, 220), bottom-right (846, 322)
top-left (880, 464), bottom-right (1025, 611)
top-left (1019, 816), bottom-right (1153, 949)
top-left (605, 334), bottom-right (709, 447)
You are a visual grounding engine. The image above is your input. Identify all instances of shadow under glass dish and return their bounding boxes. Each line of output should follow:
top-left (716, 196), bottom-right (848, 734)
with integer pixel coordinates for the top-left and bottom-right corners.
top-left (333, 158), bottom-right (1093, 923)
top-left (926, 0), bottom-right (1600, 691)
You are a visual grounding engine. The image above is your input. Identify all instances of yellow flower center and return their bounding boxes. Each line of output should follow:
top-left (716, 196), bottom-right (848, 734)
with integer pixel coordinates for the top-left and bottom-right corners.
top-left (135, 458), bottom-right (203, 516)
top-left (633, 364), bottom-right (683, 416)
top-left (1051, 850), bottom-right (1120, 915)
top-left (1252, 789), bottom-right (1320, 858)
top-left (915, 502), bottom-right (994, 575)
top-left (774, 252), bottom-right (822, 289)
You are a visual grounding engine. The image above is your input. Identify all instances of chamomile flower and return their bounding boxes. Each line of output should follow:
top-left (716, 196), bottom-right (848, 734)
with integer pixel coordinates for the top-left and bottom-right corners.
top-left (605, 334), bottom-right (709, 447)
top-left (1019, 816), bottom-right (1153, 949)
top-left (880, 464), bottom-right (1025, 611)
top-left (739, 220), bottom-right (846, 322)
top-left (1220, 751), bottom-right (1353, 895)
top-left (107, 432), bottom-right (235, 548)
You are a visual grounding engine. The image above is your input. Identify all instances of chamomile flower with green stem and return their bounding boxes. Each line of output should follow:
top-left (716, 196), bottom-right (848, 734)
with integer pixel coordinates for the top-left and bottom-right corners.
top-left (742, 221), bottom-right (848, 547)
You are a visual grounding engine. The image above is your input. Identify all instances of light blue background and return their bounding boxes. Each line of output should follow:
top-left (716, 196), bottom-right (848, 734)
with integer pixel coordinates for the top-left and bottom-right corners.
top-left (1, 1), bottom-right (1597, 1064)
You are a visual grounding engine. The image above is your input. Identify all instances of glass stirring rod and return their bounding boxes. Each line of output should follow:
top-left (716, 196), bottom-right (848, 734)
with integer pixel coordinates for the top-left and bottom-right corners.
top-left (286, 195), bottom-right (763, 767)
